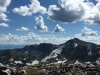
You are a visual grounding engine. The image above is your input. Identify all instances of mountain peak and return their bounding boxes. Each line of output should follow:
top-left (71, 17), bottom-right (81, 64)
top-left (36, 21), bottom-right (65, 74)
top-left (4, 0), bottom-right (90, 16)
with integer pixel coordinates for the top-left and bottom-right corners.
top-left (65, 38), bottom-right (97, 47)
top-left (73, 38), bottom-right (80, 41)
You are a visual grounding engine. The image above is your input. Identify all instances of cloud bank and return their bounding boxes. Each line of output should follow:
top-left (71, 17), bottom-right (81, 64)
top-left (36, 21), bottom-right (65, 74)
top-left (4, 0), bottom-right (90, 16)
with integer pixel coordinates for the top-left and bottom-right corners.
top-left (0, 32), bottom-right (71, 45)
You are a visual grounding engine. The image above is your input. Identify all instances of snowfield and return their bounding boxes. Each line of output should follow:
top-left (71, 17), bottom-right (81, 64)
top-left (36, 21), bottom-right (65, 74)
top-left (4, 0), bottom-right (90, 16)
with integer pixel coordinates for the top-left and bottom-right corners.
top-left (41, 44), bottom-right (67, 62)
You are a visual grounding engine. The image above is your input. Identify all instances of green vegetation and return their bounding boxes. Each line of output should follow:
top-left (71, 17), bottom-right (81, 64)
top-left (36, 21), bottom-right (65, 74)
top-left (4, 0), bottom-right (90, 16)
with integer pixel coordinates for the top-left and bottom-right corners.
top-left (71, 70), bottom-right (81, 74)
top-left (26, 68), bottom-right (39, 75)
top-left (15, 67), bottom-right (23, 73)
top-left (26, 54), bottom-right (36, 62)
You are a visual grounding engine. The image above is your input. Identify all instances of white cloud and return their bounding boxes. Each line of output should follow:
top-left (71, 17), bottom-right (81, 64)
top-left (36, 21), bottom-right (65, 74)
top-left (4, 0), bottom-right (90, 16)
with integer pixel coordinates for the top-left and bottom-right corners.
top-left (54, 24), bottom-right (65, 32)
top-left (0, 32), bottom-right (71, 45)
top-left (47, 0), bottom-right (100, 24)
top-left (74, 27), bottom-right (100, 44)
top-left (73, 26), bottom-right (100, 44)
top-left (0, 0), bottom-right (11, 21)
top-left (0, 0), bottom-right (11, 12)
top-left (0, 31), bottom-right (100, 45)
top-left (81, 27), bottom-right (97, 36)
top-left (74, 35), bottom-right (100, 45)
top-left (0, 23), bottom-right (9, 27)
top-left (48, 0), bottom-right (85, 23)
top-left (0, 32), bottom-right (42, 44)
top-left (75, 27), bottom-right (97, 37)
top-left (12, 0), bottom-right (46, 16)
top-left (35, 15), bottom-right (48, 32)
top-left (16, 26), bottom-right (29, 31)
top-left (83, 1), bottom-right (100, 24)
top-left (0, 13), bottom-right (10, 21)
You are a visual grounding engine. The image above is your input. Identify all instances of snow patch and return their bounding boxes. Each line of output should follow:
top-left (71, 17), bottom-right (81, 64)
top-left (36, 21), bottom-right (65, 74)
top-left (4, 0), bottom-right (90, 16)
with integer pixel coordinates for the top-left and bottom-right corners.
top-left (74, 43), bottom-right (78, 47)
top-left (56, 59), bottom-right (67, 64)
top-left (88, 49), bottom-right (92, 56)
top-left (87, 45), bottom-right (91, 50)
top-left (50, 59), bottom-right (67, 64)
top-left (32, 60), bottom-right (39, 65)
top-left (0, 63), bottom-right (5, 67)
top-left (63, 57), bottom-right (66, 60)
top-left (26, 51), bottom-right (28, 53)
top-left (23, 58), bottom-right (26, 60)
top-left (15, 61), bottom-right (22, 64)
top-left (41, 44), bottom-right (66, 62)
top-left (99, 51), bottom-right (100, 55)
top-left (26, 60), bottom-right (39, 66)
top-left (96, 58), bottom-right (100, 65)
top-left (9, 58), bottom-right (14, 62)
top-left (74, 60), bottom-right (81, 64)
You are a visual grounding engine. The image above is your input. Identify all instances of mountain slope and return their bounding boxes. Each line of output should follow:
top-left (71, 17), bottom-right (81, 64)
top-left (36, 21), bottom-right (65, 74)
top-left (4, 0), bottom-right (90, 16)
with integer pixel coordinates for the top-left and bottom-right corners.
top-left (41, 38), bottom-right (100, 63)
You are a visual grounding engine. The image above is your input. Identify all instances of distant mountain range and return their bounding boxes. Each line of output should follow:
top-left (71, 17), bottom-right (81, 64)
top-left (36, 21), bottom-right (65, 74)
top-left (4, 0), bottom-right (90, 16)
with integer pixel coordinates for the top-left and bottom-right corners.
top-left (0, 45), bottom-right (25, 50)
top-left (0, 38), bottom-right (100, 64)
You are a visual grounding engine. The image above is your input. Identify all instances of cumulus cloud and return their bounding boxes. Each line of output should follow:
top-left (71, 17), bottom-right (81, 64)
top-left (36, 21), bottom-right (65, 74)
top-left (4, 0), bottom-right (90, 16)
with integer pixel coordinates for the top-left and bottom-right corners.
top-left (81, 27), bottom-right (97, 36)
top-left (0, 23), bottom-right (9, 27)
top-left (54, 24), bottom-right (65, 32)
top-left (83, 1), bottom-right (100, 24)
top-left (35, 15), bottom-right (48, 32)
top-left (73, 26), bottom-right (100, 44)
top-left (0, 0), bottom-right (11, 21)
top-left (16, 26), bottom-right (29, 31)
top-left (0, 0), bottom-right (11, 12)
top-left (48, 0), bottom-right (85, 23)
top-left (13, 0), bottom-right (46, 16)
top-left (0, 13), bottom-right (10, 21)
top-left (75, 27), bottom-right (97, 37)
top-left (47, 0), bottom-right (100, 24)
top-left (0, 32), bottom-right (71, 45)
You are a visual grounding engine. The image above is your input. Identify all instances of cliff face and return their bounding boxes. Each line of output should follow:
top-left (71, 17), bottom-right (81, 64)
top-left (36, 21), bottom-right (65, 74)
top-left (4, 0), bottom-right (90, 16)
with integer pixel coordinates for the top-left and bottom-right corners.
top-left (0, 38), bottom-right (100, 64)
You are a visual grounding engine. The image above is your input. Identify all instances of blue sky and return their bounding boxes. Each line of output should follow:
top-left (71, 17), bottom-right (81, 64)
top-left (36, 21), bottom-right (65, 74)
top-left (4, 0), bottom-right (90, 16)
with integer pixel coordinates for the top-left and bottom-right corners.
top-left (0, 0), bottom-right (100, 45)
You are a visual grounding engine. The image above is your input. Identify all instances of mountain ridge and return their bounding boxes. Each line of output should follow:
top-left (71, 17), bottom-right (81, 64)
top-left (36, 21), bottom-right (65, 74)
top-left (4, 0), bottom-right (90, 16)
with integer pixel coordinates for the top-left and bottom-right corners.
top-left (0, 38), bottom-right (100, 64)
